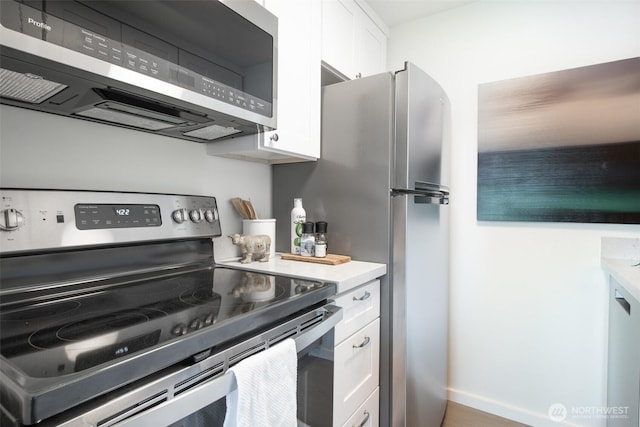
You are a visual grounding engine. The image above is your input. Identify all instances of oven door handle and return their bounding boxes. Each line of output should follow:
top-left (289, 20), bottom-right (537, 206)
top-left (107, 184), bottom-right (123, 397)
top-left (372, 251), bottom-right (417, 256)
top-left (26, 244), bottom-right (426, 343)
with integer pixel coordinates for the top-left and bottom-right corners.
top-left (113, 303), bottom-right (342, 427)
top-left (295, 303), bottom-right (342, 353)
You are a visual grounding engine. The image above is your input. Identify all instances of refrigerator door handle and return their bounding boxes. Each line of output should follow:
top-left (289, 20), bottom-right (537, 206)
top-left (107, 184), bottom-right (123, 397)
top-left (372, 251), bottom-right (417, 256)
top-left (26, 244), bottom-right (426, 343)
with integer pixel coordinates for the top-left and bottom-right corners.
top-left (391, 184), bottom-right (450, 205)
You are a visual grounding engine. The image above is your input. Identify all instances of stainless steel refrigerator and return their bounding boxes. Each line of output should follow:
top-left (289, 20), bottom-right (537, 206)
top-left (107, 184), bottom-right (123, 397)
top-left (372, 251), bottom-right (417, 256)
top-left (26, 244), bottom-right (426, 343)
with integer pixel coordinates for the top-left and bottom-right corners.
top-left (272, 62), bottom-right (450, 427)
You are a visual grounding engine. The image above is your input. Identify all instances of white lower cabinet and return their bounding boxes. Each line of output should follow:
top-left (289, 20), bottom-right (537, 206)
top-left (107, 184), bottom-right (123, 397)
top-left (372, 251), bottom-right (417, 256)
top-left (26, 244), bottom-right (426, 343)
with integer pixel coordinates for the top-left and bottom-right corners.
top-left (607, 277), bottom-right (640, 426)
top-left (334, 318), bottom-right (380, 426)
top-left (333, 280), bottom-right (380, 344)
top-left (331, 280), bottom-right (381, 426)
top-left (342, 388), bottom-right (379, 427)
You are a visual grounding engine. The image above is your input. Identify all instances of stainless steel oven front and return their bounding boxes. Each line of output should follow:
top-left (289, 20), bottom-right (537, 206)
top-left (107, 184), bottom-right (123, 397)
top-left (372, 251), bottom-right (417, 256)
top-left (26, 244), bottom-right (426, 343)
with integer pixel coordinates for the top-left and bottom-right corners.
top-left (44, 301), bottom-right (341, 427)
top-left (0, 189), bottom-right (340, 427)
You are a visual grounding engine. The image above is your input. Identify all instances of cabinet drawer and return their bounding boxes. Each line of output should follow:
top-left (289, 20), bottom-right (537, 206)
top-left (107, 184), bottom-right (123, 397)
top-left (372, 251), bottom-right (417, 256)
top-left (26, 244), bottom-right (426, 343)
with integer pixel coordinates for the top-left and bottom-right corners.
top-left (341, 387), bottom-right (379, 427)
top-left (332, 280), bottom-right (380, 345)
top-left (607, 279), bottom-right (640, 426)
top-left (334, 318), bottom-right (380, 427)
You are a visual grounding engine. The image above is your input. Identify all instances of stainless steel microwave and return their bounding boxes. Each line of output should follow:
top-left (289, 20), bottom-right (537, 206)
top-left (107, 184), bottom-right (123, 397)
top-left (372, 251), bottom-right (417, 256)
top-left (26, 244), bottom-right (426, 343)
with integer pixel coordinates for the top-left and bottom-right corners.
top-left (0, 0), bottom-right (277, 143)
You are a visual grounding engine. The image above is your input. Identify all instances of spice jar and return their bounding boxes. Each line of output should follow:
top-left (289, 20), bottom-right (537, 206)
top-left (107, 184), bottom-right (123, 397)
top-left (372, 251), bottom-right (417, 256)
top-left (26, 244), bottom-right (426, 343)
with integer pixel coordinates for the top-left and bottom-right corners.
top-left (314, 221), bottom-right (327, 258)
top-left (299, 221), bottom-right (315, 257)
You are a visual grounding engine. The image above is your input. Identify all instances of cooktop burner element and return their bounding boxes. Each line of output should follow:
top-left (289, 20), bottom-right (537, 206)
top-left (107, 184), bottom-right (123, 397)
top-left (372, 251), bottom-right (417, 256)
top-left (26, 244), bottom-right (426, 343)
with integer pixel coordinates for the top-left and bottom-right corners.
top-left (32, 310), bottom-right (159, 348)
top-left (0, 266), bottom-right (324, 380)
top-left (1, 300), bottom-right (82, 321)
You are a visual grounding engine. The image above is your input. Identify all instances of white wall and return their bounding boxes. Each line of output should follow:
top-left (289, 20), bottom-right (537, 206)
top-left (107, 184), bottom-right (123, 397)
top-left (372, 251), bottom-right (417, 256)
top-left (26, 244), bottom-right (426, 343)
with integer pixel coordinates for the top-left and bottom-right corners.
top-left (0, 105), bottom-right (272, 260)
top-left (386, 2), bottom-right (640, 426)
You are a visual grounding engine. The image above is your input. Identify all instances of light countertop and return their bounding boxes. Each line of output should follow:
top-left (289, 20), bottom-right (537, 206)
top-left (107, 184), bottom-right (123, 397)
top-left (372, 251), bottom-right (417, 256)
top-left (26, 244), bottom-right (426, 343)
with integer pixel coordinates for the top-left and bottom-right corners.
top-left (216, 253), bottom-right (387, 294)
top-left (601, 237), bottom-right (640, 302)
top-left (602, 258), bottom-right (640, 303)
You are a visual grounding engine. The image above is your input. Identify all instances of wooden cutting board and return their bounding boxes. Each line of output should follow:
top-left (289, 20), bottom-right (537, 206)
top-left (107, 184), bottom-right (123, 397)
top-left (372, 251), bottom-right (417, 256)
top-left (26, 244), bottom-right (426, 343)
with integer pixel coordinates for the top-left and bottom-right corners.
top-left (280, 253), bottom-right (351, 265)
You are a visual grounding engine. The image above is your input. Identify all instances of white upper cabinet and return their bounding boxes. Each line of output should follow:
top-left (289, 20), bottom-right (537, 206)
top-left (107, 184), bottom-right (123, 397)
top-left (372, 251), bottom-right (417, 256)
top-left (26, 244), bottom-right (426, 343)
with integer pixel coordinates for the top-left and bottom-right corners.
top-left (354, 8), bottom-right (387, 77)
top-left (321, 0), bottom-right (356, 77)
top-left (207, 0), bottom-right (321, 163)
top-left (321, 0), bottom-right (387, 80)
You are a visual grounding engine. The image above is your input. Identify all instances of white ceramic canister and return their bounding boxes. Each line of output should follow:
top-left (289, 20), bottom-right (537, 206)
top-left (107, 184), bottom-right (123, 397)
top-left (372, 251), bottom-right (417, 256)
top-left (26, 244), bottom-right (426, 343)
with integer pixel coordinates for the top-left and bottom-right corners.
top-left (242, 219), bottom-right (276, 257)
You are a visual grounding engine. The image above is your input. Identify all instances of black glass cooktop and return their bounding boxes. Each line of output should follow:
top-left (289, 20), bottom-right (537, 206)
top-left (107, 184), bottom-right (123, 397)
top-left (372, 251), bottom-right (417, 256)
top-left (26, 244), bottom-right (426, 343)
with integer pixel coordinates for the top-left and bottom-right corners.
top-left (0, 266), bottom-right (331, 379)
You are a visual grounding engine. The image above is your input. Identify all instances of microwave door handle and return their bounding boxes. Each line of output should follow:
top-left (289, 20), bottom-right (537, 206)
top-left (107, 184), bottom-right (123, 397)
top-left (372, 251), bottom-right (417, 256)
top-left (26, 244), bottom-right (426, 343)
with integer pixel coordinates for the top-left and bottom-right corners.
top-left (113, 304), bottom-right (342, 427)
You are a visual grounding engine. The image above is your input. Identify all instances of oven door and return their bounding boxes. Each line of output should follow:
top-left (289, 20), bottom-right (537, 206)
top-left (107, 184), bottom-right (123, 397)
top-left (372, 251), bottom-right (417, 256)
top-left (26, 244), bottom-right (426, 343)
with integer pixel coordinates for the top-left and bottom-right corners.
top-left (50, 304), bottom-right (341, 427)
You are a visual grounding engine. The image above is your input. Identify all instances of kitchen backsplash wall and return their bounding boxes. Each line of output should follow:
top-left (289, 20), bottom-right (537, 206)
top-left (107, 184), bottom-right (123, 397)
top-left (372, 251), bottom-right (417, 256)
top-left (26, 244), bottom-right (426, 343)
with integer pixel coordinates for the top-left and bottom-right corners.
top-left (0, 105), bottom-right (272, 260)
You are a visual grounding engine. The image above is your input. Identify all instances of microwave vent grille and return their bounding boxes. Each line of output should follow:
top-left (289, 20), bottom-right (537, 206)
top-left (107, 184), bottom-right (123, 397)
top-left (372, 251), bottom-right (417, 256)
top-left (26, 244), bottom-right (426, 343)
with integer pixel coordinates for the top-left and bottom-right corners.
top-left (0, 68), bottom-right (68, 104)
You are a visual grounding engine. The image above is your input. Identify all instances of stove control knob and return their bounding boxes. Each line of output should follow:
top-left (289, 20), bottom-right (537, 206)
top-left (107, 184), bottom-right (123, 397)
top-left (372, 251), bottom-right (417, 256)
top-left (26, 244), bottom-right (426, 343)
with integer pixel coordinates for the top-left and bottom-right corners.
top-left (189, 209), bottom-right (203, 223)
top-left (190, 319), bottom-right (204, 330)
top-left (204, 208), bottom-right (218, 223)
top-left (172, 324), bottom-right (188, 336)
top-left (0, 208), bottom-right (25, 231)
top-left (171, 209), bottom-right (189, 224)
top-left (204, 313), bottom-right (215, 325)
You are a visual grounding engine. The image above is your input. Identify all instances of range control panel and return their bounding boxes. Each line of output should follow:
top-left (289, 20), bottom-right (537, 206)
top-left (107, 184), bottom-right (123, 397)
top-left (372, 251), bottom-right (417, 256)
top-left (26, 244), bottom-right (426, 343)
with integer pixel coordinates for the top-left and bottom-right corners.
top-left (0, 189), bottom-right (221, 254)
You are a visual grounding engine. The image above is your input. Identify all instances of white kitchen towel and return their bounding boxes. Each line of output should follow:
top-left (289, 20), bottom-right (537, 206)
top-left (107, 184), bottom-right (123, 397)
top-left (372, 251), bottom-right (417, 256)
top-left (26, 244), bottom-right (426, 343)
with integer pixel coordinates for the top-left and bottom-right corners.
top-left (223, 338), bottom-right (298, 427)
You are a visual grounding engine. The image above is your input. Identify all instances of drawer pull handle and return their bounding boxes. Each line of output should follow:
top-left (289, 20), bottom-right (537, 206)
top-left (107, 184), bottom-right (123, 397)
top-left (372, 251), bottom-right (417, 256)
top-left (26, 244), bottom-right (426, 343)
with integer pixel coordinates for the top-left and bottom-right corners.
top-left (353, 291), bottom-right (371, 301)
top-left (353, 336), bottom-right (370, 349)
top-left (615, 289), bottom-right (631, 315)
top-left (353, 410), bottom-right (370, 427)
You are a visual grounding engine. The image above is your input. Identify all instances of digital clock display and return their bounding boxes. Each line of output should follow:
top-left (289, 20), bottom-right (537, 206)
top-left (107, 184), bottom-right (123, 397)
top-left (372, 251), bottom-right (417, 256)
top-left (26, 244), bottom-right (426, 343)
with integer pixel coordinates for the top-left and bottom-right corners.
top-left (75, 204), bottom-right (161, 229)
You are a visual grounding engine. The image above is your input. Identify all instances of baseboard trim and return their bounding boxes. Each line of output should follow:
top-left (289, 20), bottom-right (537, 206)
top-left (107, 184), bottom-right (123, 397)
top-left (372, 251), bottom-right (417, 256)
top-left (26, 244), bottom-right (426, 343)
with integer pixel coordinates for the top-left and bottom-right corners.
top-left (448, 388), bottom-right (585, 427)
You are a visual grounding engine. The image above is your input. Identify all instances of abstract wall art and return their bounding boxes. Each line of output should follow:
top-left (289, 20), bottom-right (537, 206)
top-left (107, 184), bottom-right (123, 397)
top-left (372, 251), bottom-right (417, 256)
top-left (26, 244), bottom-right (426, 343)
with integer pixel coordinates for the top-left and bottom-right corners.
top-left (477, 57), bottom-right (640, 224)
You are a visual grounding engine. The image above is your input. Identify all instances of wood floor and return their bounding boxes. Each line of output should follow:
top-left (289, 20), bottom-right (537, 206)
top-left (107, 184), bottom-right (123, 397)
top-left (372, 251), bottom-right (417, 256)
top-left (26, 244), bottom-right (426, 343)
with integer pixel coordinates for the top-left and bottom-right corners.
top-left (442, 401), bottom-right (530, 427)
